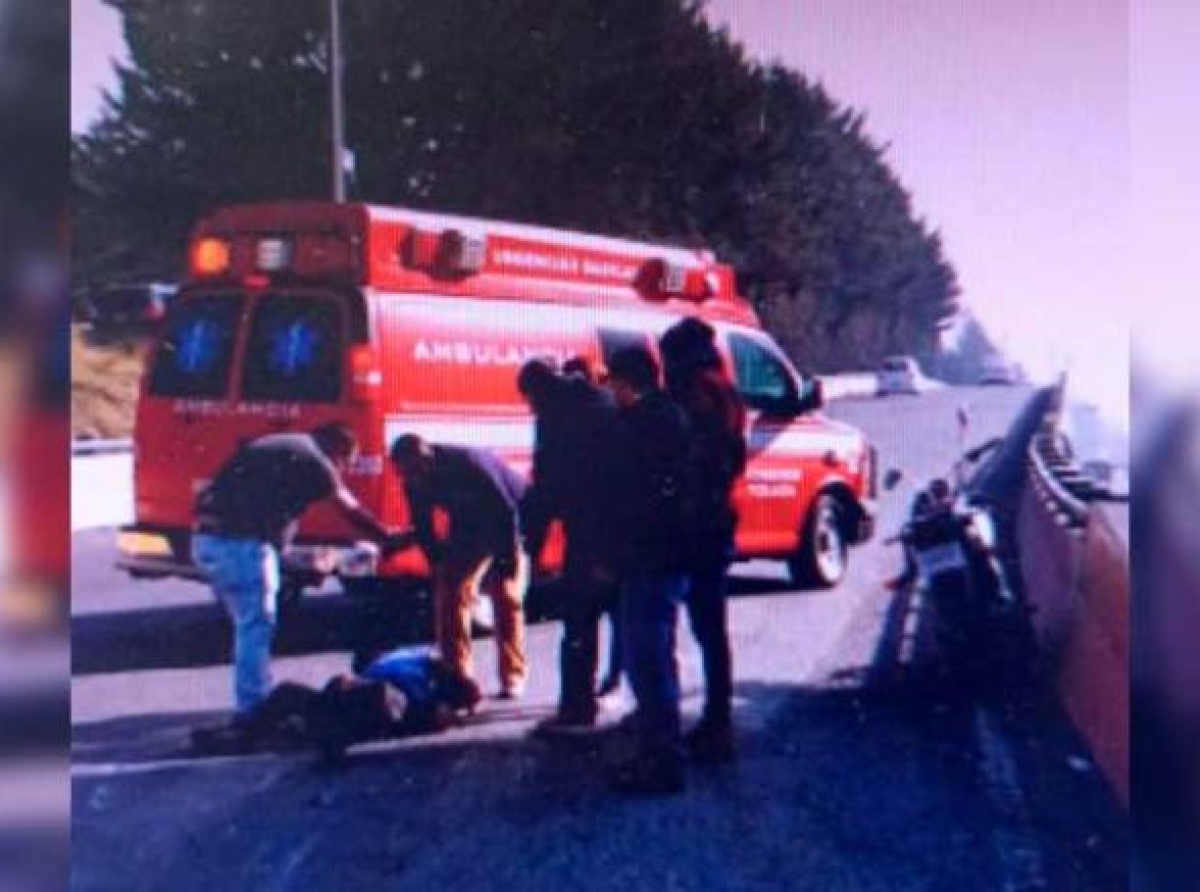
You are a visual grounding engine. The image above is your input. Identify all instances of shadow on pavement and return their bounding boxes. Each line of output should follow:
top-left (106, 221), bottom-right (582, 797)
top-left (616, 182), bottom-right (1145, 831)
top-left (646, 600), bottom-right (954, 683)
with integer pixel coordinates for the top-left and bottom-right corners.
top-left (72, 573), bottom-right (807, 677)
top-left (72, 671), bottom-right (1126, 891)
top-left (71, 591), bottom-right (439, 676)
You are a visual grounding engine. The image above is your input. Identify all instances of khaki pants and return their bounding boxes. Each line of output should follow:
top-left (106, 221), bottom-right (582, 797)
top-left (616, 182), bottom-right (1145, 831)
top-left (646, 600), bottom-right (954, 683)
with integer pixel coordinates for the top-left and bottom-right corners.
top-left (434, 546), bottom-right (528, 689)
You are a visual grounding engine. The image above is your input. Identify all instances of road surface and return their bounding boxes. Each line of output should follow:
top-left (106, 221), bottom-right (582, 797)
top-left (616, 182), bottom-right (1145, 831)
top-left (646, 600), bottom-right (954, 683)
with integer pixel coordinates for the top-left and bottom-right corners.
top-left (71, 387), bottom-right (1125, 890)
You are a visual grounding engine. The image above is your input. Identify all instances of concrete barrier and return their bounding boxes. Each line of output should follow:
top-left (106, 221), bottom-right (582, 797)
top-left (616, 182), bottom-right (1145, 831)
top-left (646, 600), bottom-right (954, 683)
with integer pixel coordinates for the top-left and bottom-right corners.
top-left (820, 373), bottom-right (878, 401)
top-left (71, 452), bottom-right (133, 531)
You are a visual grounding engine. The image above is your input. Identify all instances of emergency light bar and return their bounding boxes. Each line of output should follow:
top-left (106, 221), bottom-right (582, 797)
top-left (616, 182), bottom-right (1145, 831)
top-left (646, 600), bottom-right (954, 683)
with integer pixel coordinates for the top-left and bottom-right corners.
top-left (187, 231), bottom-right (359, 284)
top-left (633, 258), bottom-right (713, 302)
top-left (255, 237), bottom-right (292, 272)
top-left (401, 227), bottom-right (487, 278)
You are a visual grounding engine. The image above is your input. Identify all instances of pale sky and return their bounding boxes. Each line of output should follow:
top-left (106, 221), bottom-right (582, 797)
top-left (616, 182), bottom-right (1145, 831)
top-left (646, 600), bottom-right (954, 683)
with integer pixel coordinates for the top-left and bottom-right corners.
top-left (72, 0), bottom-right (1139, 422)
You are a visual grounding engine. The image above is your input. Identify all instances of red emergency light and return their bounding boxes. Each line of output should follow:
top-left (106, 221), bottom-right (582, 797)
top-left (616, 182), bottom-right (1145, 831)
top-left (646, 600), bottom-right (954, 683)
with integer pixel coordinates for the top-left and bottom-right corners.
top-left (348, 344), bottom-right (383, 403)
top-left (633, 258), bottom-right (713, 302)
top-left (401, 227), bottom-right (486, 278)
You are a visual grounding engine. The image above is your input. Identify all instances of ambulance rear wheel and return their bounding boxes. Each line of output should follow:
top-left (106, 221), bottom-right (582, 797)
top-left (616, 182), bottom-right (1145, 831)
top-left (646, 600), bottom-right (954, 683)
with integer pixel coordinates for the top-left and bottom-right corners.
top-left (788, 494), bottom-right (847, 589)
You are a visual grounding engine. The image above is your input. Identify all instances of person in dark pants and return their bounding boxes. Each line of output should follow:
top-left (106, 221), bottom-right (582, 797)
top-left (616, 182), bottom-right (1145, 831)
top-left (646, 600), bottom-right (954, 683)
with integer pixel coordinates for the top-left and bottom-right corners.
top-left (660, 317), bottom-right (748, 763)
top-left (518, 358), bottom-right (622, 733)
top-left (605, 346), bottom-right (692, 795)
top-left (562, 356), bottom-right (624, 697)
top-left (191, 424), bottom-right (406, 751)
top-left (388, 435), bottom-right (530, 699)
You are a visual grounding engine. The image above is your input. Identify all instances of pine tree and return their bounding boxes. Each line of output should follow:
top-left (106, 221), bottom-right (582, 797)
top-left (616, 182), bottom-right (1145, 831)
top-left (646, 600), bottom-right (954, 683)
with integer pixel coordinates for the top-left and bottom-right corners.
top-left (74, 0), bottom-right (958, 370)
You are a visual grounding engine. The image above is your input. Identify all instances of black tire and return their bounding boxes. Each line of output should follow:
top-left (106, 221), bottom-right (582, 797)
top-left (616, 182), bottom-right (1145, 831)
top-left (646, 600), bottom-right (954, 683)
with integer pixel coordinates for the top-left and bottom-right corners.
top-left (788, 494), bottom-right (848, 589)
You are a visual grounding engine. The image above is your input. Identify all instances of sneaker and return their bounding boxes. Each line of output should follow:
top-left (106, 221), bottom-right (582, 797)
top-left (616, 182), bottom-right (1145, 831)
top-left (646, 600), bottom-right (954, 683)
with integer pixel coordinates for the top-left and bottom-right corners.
top-left (596, 674), bottom-right (621, 698)
top-left (496, 679), bottom-right (527, 701)
top-left (531, 711), bottom-right (597, 738)
top-left (612, 756), bottom-right (686, 796)
top-left (684, 721), bottom-right (736, 764)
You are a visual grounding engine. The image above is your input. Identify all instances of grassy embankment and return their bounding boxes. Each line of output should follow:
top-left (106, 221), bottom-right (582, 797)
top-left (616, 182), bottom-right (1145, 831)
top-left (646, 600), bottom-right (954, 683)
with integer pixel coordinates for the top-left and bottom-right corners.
top-left (71, 326), bottom-right (145, 439)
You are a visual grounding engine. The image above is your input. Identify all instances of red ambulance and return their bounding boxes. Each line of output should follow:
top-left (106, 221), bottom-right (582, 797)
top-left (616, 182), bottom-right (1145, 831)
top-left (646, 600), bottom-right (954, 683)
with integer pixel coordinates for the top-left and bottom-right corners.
top-left (117, 202), bottom-right (876, 597)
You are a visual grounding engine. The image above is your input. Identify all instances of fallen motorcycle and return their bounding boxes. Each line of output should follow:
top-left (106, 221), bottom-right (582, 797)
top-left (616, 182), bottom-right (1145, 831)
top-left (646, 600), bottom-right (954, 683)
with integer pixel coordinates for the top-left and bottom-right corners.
top-left (886, 442), bottom-right (1035, 693)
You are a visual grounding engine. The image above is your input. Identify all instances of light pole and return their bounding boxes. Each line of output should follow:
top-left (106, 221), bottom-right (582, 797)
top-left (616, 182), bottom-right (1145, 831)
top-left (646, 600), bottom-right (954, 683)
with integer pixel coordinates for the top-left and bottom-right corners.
top-left (329, 0), bottom-right (346, 201)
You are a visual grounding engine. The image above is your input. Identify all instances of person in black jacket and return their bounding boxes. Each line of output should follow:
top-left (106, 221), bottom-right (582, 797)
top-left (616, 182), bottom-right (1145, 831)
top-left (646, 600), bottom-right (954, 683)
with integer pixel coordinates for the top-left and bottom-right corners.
top-left (388, 435), bottom-right (529, 699)
top-left (660, 317), bottom-right (748, 763)
top-left (605, 345), bottom-right (692, 795)
top-left (518, 358), bottom-right (622, 733)
top-left (562, 356), bottom-right (625, 697)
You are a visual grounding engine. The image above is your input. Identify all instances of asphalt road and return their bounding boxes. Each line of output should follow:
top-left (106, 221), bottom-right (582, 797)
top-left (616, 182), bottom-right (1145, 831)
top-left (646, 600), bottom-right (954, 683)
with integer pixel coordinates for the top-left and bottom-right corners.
top-left (71, 387), bottom-right (1126, 891)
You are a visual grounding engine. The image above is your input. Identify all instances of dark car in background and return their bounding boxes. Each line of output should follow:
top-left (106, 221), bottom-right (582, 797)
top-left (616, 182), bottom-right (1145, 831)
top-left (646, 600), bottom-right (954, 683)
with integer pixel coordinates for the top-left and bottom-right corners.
top-left (79, 282), bottom-right (178, 335)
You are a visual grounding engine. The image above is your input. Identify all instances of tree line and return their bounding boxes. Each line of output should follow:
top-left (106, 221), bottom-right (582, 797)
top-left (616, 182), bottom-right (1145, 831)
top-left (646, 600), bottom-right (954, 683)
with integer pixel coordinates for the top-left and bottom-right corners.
top-left (74, 0), bottom-right (961, 370)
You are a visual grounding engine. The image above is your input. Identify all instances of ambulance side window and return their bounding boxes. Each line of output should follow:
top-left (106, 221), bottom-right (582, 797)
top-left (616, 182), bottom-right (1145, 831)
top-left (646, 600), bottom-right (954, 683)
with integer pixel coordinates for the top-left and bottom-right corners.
top-left (599, 328), bottom-right (652, 368)
top-left (149, 294), bottom-right (243, 398)
top-left (728, 332), bottom-right (798, 413)
top-left (242, 294), bottom-right (343, 403)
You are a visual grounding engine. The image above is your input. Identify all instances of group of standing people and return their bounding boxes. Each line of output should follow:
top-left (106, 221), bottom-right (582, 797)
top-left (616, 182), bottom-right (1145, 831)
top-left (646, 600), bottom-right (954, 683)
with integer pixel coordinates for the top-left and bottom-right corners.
top-left (518, 318), bottom-right (747, 793)
top-left (191, 316), bottom-right (747, 796)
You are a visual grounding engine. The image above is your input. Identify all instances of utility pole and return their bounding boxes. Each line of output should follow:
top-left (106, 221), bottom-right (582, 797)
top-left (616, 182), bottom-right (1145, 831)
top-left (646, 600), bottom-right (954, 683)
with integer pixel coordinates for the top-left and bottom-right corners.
top-left (329, 0), bottom-right (346, 201)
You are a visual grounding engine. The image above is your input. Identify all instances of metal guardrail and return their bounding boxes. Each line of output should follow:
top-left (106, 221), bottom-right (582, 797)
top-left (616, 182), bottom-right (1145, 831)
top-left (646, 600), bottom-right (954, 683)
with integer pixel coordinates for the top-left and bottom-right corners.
top-left (72, 438), bottom-right (133, 457)
top-left (1026, 382), bottom-right (1090, 528)
top-left (1028, 437), bottom-right (1089, 528)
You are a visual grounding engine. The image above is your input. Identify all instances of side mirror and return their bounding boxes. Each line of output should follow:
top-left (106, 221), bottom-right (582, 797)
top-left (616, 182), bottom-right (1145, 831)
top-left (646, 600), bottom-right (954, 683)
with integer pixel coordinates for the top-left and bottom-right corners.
top-left (755, 379), bottom-right (822, 420)
top-left (883, 469), bottom-right (904, 491)
top-left (796, 378), bottom-right (824, 414)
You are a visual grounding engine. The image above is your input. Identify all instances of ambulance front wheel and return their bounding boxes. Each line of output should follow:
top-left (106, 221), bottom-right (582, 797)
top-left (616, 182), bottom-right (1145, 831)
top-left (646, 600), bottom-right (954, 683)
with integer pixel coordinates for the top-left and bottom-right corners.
top-left (788, 494), bottom-right (848, 589)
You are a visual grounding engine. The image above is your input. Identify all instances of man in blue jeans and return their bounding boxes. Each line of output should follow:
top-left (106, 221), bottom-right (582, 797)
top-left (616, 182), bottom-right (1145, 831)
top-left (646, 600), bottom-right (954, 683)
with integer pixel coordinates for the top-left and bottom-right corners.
top-left (604, 346), bottom-right (692, 795)
top-left (191, 423), bottom-right (407, 750)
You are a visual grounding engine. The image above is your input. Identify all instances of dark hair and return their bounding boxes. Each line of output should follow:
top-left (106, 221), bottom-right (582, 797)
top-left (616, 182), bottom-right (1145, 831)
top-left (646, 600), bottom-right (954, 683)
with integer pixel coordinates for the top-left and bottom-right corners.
top-left (911, 490), bottom-right (934, 516)
top-left (562, 355), bottom-right (599, 383)
top-left (660, 317), bottom-right (721, 373)
top-left (607, 345), bottom-right (660, 393)
top-left (389, 433), bottom-right (432, 466)
top-left (516, 357), bottom-right (559, 399)
top-left (312, 423), bottom-right (357, 458)
top-left (928, 478), bottom-right (952, 502)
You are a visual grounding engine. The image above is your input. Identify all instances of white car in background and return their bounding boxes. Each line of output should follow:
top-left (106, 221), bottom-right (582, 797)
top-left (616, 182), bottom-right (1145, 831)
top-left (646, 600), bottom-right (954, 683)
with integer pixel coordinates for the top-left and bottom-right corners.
top-left (977, 357), bottom-right (1020, 386)
top-left (876, 355), bottom-right (922, 396)
top-left (1061, 400), bottom-right (1130, 500)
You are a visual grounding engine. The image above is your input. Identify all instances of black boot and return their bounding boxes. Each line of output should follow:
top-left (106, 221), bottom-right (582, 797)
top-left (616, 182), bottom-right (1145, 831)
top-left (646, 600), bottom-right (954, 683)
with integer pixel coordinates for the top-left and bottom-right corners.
top-left (684, 719), bottom-right (735, 764)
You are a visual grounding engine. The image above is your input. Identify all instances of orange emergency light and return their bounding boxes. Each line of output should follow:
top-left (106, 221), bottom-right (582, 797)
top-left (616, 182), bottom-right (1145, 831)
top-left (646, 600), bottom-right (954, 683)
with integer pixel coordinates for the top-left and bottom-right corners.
top-left (190, 237), bottom-right (231, 277)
